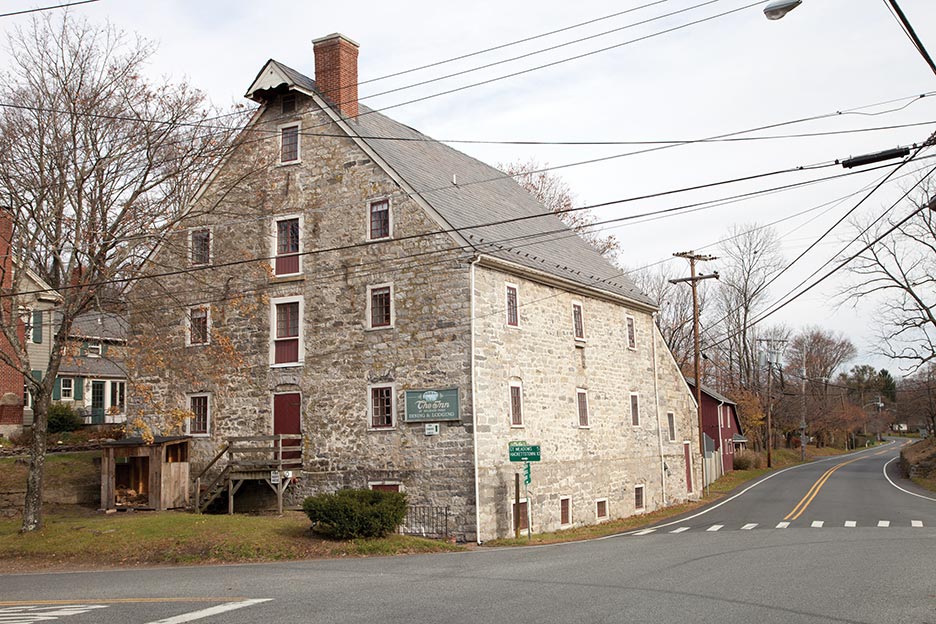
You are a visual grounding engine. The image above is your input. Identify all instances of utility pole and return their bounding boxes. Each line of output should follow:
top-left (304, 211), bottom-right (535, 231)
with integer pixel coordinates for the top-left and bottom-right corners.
top-left (671, 251), bottom-right (718, 493)
top-left (801, 355), bottom-right (807, 462)
top-left (757, 338), bottom-right (785, 468)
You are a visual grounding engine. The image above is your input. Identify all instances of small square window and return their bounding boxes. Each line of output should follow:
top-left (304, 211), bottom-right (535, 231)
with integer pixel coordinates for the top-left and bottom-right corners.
top-left (281, 125), bottom-right (299, 162)
top-left (368, 285), bottom-right (393, 329)
top-left (596, 499), bottom-right (608, 520)
top-left (60, 378), bottom-right (73, 400)
top-left (630, 393), bottom-right (640, 426)
top-left (635, 485), bottom-right (645, 511)
top-left (506, 285), bottom-right (519, 327)
top-left (191, 229), bottom-right (211, 266)
top-left (282, 94), bottom-right (296, 115)
top-left (369, 199), bottom-right (390, 240)
top-left (626, 316), bottom-right (637, 350)
top-left (509, 383), bottom-right (523, 427)
top-left (576, 389), bottom-right (589, 428)
top-left (370, 386), bottom-right (394, 429)
top-left (667, 412), bottom-right (676, 442)
top-left (572, 303), bottom-right (585, 341)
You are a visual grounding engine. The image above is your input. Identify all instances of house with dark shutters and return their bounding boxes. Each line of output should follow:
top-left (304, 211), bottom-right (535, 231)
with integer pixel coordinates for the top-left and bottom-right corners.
top-left (129, 33), bottom-right (699, 541)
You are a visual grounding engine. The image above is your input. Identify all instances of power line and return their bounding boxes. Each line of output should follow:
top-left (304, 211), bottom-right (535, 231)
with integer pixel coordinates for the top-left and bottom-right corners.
top-left (0, 0), bottom-right (100, 18)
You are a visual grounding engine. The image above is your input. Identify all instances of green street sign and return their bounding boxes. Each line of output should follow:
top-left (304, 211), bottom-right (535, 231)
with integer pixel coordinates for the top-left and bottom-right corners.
top-left (509, 444), bottom-right (541, 462)
top-left (523, 461), bottom-right (531, 485)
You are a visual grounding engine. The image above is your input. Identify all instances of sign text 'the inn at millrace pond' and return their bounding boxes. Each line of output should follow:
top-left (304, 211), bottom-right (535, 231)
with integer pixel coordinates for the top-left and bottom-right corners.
top-left (404, 388), bottom-right (460, 422)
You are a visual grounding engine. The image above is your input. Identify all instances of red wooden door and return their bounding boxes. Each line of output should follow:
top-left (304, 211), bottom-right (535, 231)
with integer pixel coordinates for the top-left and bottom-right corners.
top-left (684, 442), bottom-right (693, 494)
top-left (273, 393), bottom-right (302, 461)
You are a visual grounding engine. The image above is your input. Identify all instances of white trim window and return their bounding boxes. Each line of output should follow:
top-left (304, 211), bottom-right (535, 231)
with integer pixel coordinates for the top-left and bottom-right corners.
top-left (190, 227), bottom-right (211, 267)
top-left (272, 215), bottom-right (303, 277)
top-left (509, 381), bottom-right (523, 427)
top-left (667, 411), bottom-right (676, 442)
top-left (505, 284), bottom-right (519, 328)
top-left (634, 485), bottom-right (645, 511)
top-left (60, 378), bottom-right (73, 400)
top-left (187, 393), bottom-right (210, 436)
top-left (368, 384), bottom-right (395, 430)
top-left (630, 392), bottom-right (640, 426)
top-left (280, 122), bottom-right (300, 163)
top-left (270, 296), bottom-right (304, 367)
top-left (85, 342), bottom-right (102, 357)
top-left (625, 315), bottom-right (637, 350)
top-left (595, 498), bottom-right (609, 521)
top-left (560, 496), bottom-right (572, 527)
top-left (572, 301), bottom-right (585, 341)
top-left (367, 198), bottom-right (392, 241)
top-left (368, 481), bottom-right (403, 492)
top-left (576, 388), bottom-right (589, 428)
top-left (366, 283), bottom-right (394, 330)
top-left (186, 305), bottom-right (210, 346)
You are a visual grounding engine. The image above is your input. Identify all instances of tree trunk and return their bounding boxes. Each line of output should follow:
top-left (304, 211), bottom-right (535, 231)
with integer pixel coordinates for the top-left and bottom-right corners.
top-left (21, 391), bottom-right (49, 532)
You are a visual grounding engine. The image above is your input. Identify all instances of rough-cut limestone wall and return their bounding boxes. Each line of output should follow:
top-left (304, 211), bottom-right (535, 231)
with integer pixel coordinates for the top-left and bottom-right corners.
top-left (472, 265), bottom-right (698, 541)
top-left (129, 91), bottom-right (477, 540)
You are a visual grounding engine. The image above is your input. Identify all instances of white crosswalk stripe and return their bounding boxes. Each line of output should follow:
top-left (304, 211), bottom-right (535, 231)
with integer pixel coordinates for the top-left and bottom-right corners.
top-left (844, 521), bottom-right (857, 527)
top-left (0, 605), bottom-right (108, 624)
top-left (740, 523), bottom-right (758, 530)
top-left (632, 528), bottom-right (656, 536)
top-left (776, 522), bottom-right (790, 529)
top-left (706, 524), bottom-right (723, 532)
top-left (670, 527), bottom-right (690, 533)
top-left (877, 520), bottom-right (890, 527)
top-left (911, 520), bottom-right (923, 527)
top-left (811, 521), bottom-right (824, 528)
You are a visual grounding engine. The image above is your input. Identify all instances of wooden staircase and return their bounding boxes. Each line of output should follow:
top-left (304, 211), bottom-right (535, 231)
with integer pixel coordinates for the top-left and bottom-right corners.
top-left (194, 435), bottom-right (303, 514)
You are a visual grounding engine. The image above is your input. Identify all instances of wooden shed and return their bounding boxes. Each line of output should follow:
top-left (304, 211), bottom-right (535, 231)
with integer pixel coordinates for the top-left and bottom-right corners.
top-left (101, 436), bottom-right (191, 510)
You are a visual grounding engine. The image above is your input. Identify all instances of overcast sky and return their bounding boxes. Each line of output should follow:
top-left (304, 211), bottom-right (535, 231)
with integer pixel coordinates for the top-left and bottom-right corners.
top-left (2, 0), bottom-right (935, 376)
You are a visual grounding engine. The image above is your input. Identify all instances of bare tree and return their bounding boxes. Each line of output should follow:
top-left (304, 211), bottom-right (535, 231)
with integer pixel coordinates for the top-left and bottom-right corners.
top-left (499, 159), bottom-right (621, 260)
top-left (844, 177), bottom-right (936, 373)
top-left (0, 15), bottom-right (241, 531)
top-left (714, 224), bottom-right (784, 390)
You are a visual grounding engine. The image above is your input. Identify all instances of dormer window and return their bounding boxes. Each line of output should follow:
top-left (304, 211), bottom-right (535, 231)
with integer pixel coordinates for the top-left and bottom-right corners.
top-left (282, 94), bottom-right (296, 115)
top-left (86, 342), bottom-right (102, 357)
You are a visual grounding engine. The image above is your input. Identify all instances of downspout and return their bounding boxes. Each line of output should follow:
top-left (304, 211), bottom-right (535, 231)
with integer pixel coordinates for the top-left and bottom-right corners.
top-left (470, 255), bottom-right (482, 544)
top-left (651, 315), bottom-right (666, 507)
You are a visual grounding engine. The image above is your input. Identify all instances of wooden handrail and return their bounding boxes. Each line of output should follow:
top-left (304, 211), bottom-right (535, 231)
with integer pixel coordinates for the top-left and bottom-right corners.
top-left (227, 434), bottom-right (301, 442)
top-left (194, 442), bottom-right (230, 482)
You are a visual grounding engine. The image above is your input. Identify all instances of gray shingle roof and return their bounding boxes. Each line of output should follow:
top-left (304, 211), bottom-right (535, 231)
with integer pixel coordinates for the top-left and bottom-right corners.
top-left (58, 355), bottom-right (126, 378)
top-left (257, 61), bottom-right (654, 307)
top-left (685, 378), bottom-right (737, 406)
top-left (65, 311), bottom-right (128, 342)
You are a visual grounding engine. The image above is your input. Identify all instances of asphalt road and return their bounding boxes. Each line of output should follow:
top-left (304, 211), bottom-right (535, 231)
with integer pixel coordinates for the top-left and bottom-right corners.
top-left (2, 440), bottom-right (934, 624)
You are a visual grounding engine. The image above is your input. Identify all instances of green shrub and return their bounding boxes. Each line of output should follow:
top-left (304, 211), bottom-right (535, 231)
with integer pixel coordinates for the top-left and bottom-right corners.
top-left (302, 489), bottom-right (407, 539)
top-left (733, 454), bottom-right (754, 470)
top-left (47, 403), bottom-right (84, 433)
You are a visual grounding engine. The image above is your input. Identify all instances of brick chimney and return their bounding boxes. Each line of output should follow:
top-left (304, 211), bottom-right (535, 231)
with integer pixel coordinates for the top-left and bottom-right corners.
top-left (312, 33), bottom-right (360, 118)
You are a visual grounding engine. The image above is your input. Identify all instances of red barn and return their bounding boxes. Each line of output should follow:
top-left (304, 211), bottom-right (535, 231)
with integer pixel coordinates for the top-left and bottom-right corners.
top-left (686, 379), bottom-right (746, 477)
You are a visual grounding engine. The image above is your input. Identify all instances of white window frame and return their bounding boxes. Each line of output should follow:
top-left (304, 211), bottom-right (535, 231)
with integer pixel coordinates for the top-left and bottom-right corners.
top-left (367, 383), bottom-right (397, 431)
top-left (271, 213), bottom-right (304, 277)
top-left (24, 383), bottom-right (31, 409)
top-left (188, 226), bottom-right (212, 267)
top-left (571, 301), bottom-right (586, 342)
top-left (508, 380), bottom-right (524, 428)
top-left (505, 283), bottom-right (520, 328)
top-left (269, 295), bottom-right (304, 368)
top-left (278, 121), bottom-right (301, 164)
top-left (625, 314), bottom-right (637, 350)
top-left (85, 342), bottom-right (102, 357)
top-left (185, 304), bottom-right (211, 347)
top-left (630, 392), bottom-right (640, 427)
top-left (667, 411), bottom-right (676, 442)
top-left (60, 378), bottom-right (73, 400)
top-left (595, 498), bottom-right (609, 522)
top-left (576, 388), bottom-right (590, 429)
top-left (366, 196), bottom-right (393, 241)
top-left (368, 480), bottom-right (403, 492)
top-left (634, 484), bottom-right (646, 512)
top-left (559, 495), bottom-right (572, 527)
top-left (26, 308), bottom-right (39, 344)
top-left (365, 282), bottom-right (395, 330)
top-left (185, 393), bottom-right (211, 437)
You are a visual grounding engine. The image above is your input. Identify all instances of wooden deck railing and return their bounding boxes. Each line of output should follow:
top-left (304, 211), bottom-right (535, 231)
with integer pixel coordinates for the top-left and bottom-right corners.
top-left (225, 435), bottom-right (303, 472)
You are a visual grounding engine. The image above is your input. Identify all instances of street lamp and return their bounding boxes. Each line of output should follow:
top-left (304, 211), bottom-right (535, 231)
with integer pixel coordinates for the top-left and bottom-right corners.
top-left (764, 0), bottom-right (801, 20)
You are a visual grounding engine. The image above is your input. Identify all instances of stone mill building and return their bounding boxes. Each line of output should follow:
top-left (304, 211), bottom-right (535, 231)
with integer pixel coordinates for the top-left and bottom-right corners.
top-left (129, 33), bottom-right (700, 542)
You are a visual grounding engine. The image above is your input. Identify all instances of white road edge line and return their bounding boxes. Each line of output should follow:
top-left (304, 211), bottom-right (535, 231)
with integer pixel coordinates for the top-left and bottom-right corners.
top-left (608, 442), bottom-right (896, 538)
top-left (633, 529), bottom-right (656, 536)
top-left (882, 457), bottom-right (936, 503)
top-left (144, 599), bottom-right (272, 624)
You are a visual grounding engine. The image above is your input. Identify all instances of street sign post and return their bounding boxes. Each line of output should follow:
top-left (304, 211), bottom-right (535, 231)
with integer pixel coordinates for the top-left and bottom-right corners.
top-left (523, 461), bottom-right (531, 485)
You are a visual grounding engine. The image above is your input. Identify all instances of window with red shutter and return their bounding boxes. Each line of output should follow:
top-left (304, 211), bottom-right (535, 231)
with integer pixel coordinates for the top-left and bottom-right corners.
top-left (274, 301), bottom-right (300, 364)
top-left (275, 218), bottom-right (300, 276)
top-left (560, 497), bottom-right (571, 525)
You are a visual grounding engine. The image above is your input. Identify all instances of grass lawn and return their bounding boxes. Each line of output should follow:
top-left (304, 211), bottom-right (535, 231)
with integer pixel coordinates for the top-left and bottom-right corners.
top-left (0, 452), bottom-right (100, 492)
top-left (0, 508), bottom-right (462, 572)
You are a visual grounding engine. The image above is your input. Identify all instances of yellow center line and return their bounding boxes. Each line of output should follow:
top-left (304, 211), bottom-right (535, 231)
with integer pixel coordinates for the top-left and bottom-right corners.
top-left (0, 597), bottom-right (248, 607)
top-left (784, 456), bottom-right (868, 521)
